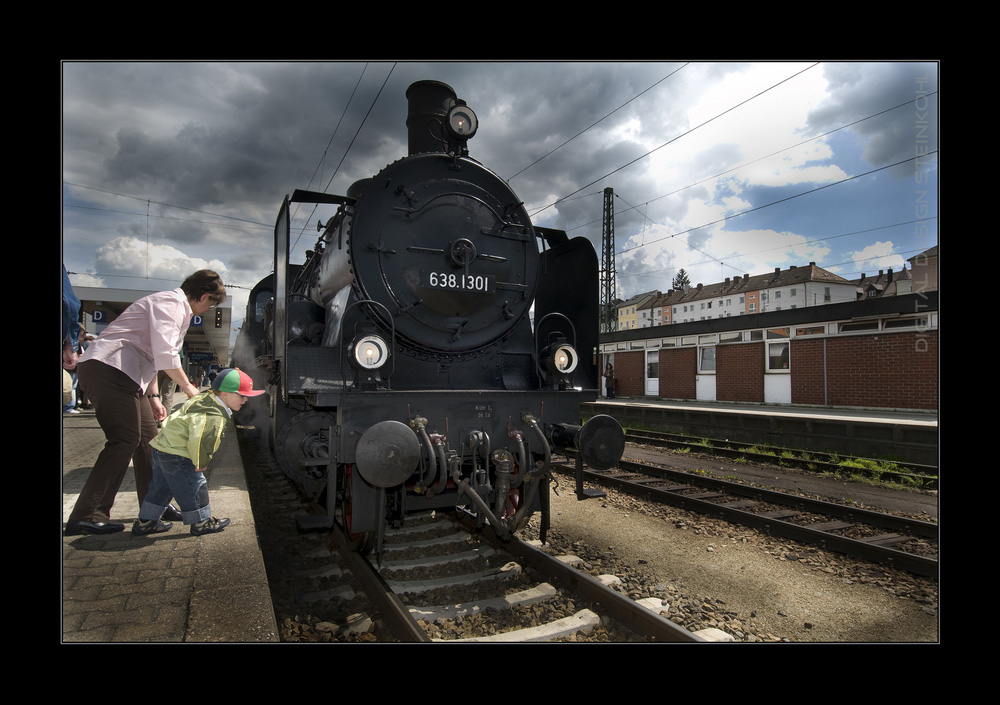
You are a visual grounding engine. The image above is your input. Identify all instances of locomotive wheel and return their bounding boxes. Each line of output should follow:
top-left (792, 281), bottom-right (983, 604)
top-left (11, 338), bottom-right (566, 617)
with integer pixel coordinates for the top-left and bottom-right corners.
top-left (339, 464), bottom-right (375, 555)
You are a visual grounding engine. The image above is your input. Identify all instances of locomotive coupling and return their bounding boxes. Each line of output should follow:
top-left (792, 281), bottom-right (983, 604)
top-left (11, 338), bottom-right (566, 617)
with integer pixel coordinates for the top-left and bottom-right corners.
top-left (546, 415), bottom-right (625, 471)
top-left (355, 420), bottom-right (421, 489)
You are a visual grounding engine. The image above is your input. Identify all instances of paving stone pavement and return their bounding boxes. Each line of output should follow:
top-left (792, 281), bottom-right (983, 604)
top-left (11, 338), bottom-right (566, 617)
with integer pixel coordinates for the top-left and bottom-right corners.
top-left (62, 406), bottom-right (278, 642)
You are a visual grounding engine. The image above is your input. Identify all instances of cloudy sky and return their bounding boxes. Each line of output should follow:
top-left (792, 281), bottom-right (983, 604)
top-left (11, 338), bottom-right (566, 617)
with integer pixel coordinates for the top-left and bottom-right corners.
top-left (61, 61), bottom-right (939, 340)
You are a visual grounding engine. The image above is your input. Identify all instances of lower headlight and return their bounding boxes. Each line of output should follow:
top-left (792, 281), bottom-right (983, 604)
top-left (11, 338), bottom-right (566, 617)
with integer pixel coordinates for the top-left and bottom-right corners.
top-left (551, 344), bottom-right (578, 374)
top-left (353, 334), bottom-right (389, 369)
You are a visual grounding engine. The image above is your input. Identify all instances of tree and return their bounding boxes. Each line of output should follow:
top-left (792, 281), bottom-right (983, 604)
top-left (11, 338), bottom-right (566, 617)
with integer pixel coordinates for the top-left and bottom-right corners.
top-left (672, 269), bottom-right (691, 291)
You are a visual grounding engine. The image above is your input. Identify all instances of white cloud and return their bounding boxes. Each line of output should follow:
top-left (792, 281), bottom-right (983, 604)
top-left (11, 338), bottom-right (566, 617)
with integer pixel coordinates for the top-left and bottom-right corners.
top-left (93, 236), bottom-right (227, 281)
top-left (63, 61), bottom-right (938, 309)
top-left (851, 241), bottom-right (905, 274)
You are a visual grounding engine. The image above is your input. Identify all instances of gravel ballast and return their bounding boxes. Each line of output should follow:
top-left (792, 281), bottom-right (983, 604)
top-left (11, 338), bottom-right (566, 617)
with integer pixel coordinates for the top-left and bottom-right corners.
top-left (530, 468), bottom-right (938, 643)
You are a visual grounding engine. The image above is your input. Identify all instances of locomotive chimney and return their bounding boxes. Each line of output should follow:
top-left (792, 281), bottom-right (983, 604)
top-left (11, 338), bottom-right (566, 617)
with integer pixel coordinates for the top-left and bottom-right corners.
top-left (406, 80), bottom-right (477, 156)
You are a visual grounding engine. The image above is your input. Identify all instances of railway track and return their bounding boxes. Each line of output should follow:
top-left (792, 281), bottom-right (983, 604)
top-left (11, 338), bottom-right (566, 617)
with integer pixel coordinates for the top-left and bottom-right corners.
top-left (555, 456), bottom-right (938, 578)
top-left (624, 429), bottom-right (938, 489)
top-left (238, 425), bottom-right (712, 643)
top-left (341, 510), bottom-right (707, 642)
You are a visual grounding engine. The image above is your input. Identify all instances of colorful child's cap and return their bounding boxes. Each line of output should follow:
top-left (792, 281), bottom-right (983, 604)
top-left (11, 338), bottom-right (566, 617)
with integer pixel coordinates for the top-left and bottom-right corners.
top-left (212, 368), bottom-right (264, 397)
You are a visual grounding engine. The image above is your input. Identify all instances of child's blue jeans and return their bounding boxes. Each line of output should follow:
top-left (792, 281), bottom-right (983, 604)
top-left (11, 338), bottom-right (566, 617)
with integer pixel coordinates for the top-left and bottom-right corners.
top-left (139, 448), bottom-right (212, 524)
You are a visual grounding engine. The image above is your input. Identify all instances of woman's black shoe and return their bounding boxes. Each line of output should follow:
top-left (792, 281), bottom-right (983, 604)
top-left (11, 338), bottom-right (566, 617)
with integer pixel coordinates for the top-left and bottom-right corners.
top-left (64, 519), bottom-right (125, 536)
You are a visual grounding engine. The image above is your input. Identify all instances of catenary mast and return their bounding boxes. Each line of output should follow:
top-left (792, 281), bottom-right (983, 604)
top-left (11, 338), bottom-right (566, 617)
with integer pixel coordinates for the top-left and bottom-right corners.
top-left (600, 187), bottom-right (617, 333)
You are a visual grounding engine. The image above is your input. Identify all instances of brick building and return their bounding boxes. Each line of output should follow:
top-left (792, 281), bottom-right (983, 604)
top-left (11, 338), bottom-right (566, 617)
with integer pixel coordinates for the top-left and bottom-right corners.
top-left (600, 290), bottom-right (938, 411)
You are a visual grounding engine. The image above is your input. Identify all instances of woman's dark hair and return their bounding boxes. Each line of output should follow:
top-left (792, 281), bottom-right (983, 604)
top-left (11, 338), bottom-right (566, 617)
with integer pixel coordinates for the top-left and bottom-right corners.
top-left (181, 270), bottom-right (226, 304)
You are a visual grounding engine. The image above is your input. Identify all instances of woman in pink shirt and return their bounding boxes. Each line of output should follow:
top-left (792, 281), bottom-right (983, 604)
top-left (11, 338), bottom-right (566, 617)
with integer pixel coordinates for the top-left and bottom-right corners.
top-left (64, 270), bottom-right (226, 536)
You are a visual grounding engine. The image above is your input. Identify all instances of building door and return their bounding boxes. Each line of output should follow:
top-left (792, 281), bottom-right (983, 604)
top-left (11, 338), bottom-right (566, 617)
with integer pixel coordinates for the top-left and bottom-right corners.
top-left (645, 349), bottom-right (659, 396)
top-left (696, 344), bottom-right (717, 401)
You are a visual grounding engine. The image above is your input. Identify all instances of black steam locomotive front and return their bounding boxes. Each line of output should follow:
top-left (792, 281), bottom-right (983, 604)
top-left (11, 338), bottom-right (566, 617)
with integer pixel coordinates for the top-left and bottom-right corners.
top-left (241, 80), bottom-right (623, 554)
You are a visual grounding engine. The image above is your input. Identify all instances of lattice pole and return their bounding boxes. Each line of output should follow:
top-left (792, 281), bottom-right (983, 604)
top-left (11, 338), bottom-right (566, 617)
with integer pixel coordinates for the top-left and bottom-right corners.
top-left (600, 187), bottom-right (617, 333)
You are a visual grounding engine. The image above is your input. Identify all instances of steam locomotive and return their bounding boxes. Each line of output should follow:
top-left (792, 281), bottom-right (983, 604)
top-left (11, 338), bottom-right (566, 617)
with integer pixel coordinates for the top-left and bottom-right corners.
top-left (232, 80), bottom-right (624, 555)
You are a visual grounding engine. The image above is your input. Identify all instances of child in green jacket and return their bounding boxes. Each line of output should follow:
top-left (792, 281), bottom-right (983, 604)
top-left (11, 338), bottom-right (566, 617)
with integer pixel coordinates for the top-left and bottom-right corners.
top-left (133, 368), bottom-right (264, 536)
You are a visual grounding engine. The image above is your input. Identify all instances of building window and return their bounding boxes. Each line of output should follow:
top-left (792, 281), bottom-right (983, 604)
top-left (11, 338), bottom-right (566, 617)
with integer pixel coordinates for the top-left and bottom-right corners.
top-left (766, 328), bottom-right (789, 372)
top-left (839, 320), bottom-right (879, 333)
top-left (699, 345), bottom-right (716, 373)
top-left (767, 341), bottom-right (790, 371)
top-left (795, 325), bottom-right (825, 336)
top-left (883, 316), bottom-right (930, 330)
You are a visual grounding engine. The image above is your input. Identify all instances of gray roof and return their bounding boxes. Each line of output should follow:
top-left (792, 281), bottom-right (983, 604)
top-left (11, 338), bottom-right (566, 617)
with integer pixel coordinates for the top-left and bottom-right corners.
top-left (634, 262), bottom-right (850, 310)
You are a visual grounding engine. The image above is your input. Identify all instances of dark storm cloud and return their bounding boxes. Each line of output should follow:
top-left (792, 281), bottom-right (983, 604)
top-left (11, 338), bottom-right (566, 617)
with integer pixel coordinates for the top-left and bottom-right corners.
top-left (68, 61), bottom-right (684, 225)
top-left (806, 62), bottom-right (938, 167)
top-left (63, 61), bottom-right (939, 305)
top-left (90, 63), bottom-right (392, 210)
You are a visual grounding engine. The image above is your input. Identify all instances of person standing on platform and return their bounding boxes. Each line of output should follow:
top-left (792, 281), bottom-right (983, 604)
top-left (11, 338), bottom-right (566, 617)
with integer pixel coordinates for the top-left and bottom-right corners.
top-left (133, 368), bottom-right (263, 536)
top-left (64, 270), bottom-right (226, 536)
top-left (63, 266), bottom-right (82, 413)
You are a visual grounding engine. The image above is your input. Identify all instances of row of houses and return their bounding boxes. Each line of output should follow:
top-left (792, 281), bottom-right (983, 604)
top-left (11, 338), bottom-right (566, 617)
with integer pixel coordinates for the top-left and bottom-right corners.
top-left (598, 246), bottom-right (939, 411)
top-left (614, 247), bottom-right (938, 331)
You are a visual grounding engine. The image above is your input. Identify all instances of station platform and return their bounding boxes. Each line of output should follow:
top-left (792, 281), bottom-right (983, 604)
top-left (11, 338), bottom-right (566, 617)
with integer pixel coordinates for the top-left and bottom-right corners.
top-left (61, 405), bottom-right (278, 643)
top-left (585, 397), bottom-right (939, 466)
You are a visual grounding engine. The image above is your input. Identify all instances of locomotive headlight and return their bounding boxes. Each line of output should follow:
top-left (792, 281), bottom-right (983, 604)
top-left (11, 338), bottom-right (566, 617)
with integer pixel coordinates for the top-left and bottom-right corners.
top-left (353, 334), bottom-right (389, 370)
top-left (446, 103), bottom-right (478, 139)
top-left (552, 344), bottom-right (578, 374)
top-left (542, 342), bottom-right (578, 378)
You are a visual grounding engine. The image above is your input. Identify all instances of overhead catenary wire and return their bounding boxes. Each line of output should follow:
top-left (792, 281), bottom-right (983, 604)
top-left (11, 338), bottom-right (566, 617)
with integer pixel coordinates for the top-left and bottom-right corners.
top-left (62, 63), bottom-right (936, 297)
top-left (506, 64), bottom-right (688, 183)
top-left (531, 89), bottom-right (938, 289)
top-left (288, 63), bottom-right (398, 256)
top-left (527, 63), bottom-right (821, 220)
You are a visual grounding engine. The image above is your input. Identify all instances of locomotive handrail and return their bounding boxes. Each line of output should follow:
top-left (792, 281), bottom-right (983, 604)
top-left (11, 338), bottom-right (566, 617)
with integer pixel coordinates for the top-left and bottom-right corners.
top-left (340, 298), bottom-right (396, 390)
top-left (390, 190), bottom-right (533, 241)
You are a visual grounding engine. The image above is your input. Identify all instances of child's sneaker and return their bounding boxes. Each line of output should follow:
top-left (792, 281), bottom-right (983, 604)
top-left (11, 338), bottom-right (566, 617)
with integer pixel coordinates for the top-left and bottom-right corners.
top-left (191, 517), bottom-right (230, 535)
top-left (132, 519), bottom-right (172, 536)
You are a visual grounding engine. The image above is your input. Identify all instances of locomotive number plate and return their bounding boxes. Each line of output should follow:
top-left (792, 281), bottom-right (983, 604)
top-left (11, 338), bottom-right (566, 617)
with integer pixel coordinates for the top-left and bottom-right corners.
top-left (423, 271), bottom-right (495, 293)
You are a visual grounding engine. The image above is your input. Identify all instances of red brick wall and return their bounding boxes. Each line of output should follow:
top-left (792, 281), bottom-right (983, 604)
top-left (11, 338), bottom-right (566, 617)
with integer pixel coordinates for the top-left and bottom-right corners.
top-left (790, 330), bottom-right (938, 410)
top-left (606, 328), bottom-right (936, 410)
top-left (658, 347), bottom-right (697, 399)
top-left (789, 338), bottom-right (826, 406)
top-left (716, 342), bottom-right (765, 402)
top-left (613, 351), bottom-right (646, 397)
